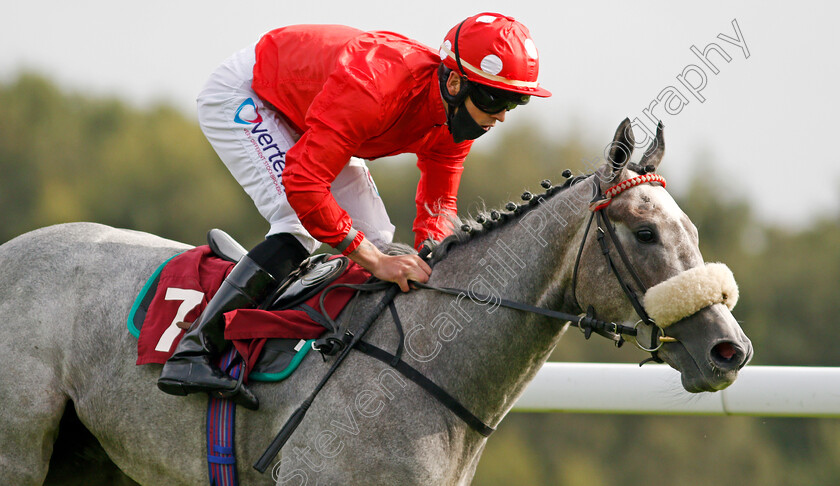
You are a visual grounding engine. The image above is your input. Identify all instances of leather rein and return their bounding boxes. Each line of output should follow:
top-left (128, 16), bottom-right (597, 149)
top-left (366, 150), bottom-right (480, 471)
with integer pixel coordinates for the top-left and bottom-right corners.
top-left (338, 173), bottom-right (677, 435)
top-left (341, 173), bottom-right (676, 433)
top-left (255, 172), bottom-right (678, 470)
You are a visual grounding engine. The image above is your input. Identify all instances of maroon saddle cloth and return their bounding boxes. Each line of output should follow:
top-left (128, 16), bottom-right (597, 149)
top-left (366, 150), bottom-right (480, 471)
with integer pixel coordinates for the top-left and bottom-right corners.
top-left (132, 245), bottom-right (370, 378)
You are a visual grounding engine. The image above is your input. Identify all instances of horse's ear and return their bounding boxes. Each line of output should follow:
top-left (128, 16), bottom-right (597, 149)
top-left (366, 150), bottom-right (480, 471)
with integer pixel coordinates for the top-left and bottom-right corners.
top-left (639, 121), bottom-right (665, 170)
top-left (606, 118), bottom-right (635, 177)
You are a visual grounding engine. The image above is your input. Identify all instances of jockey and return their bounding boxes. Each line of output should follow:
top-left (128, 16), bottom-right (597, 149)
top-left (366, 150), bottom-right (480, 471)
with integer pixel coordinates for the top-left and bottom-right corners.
top-left (157, 12), bottom-right (551, 409)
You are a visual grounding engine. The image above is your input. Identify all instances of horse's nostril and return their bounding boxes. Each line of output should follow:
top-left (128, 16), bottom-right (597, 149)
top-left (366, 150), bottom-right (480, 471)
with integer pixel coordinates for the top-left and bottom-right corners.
top-left (715, 342), bottom-right (737, 361)
top-left (711, 341), bottom-right (744, 370)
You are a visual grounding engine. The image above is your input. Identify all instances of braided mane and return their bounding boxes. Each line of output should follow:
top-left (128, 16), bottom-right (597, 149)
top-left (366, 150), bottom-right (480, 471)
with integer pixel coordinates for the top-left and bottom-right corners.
top-left (427, 172), bottom-right (593, 263)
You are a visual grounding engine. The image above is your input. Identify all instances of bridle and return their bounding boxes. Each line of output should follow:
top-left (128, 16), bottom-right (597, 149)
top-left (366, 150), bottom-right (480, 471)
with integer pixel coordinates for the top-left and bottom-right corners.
top-left (255, 171), bottom-right (682, 468)
top-left (571, 171), bottom-right (676, 363)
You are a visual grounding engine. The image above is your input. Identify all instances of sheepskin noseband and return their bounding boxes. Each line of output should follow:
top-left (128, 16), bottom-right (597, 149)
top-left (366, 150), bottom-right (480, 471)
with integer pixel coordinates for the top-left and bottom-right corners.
top-left (642, 263), bottom-right (738, 328)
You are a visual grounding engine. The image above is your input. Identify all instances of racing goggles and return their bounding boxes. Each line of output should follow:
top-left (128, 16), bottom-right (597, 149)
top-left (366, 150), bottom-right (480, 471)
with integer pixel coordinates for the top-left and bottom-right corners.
top-left (468, 82), bottom-right (531, 114)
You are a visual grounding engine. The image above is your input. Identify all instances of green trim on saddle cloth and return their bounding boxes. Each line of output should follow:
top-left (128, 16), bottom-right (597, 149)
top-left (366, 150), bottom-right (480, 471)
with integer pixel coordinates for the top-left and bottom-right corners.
top-left (249, 339), bottom-right (314, 382)
top-left (127, 251), bottom-right (313, 383)
top-left (127, 251), bottom-right (183, 338)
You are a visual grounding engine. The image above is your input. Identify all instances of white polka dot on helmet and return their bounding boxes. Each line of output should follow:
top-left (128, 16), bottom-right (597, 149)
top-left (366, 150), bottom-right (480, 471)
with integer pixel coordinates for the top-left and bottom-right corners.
top-left (440, 12), bottom-right (551, 97)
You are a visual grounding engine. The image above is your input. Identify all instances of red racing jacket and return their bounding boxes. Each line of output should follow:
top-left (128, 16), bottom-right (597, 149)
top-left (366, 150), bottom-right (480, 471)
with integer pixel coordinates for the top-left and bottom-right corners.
top-left (252, 25), bottom-right (473, 253)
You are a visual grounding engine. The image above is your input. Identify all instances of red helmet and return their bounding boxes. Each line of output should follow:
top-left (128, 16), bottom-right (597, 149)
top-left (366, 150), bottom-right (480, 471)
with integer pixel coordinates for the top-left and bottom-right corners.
top-left (440, 12), bottom-right (551, 97)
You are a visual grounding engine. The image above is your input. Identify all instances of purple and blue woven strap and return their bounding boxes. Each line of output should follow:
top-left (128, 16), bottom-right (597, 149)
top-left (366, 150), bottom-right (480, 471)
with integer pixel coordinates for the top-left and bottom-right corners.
top-left (206, 347), bottom-right (241, 486)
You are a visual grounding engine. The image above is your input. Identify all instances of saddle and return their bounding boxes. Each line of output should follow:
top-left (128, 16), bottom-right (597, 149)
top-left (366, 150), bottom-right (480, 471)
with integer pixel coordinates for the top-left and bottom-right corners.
top-left (216, 230), bottom-right (368, 379)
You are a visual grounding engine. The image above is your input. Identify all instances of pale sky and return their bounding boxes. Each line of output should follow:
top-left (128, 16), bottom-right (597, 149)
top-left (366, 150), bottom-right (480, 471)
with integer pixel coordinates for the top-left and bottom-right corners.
top-left (3, 0), bottom-right (838, 225)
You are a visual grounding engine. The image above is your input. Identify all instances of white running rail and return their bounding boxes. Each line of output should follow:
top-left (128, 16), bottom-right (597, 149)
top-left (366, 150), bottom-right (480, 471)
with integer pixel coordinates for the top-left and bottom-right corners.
top-left (512, 363), bottom-right (840, 417)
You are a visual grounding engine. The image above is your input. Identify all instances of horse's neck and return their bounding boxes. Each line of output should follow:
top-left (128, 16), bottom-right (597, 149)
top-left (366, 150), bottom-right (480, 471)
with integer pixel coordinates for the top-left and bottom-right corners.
top-left (399, 185), bottom-right (591, 427)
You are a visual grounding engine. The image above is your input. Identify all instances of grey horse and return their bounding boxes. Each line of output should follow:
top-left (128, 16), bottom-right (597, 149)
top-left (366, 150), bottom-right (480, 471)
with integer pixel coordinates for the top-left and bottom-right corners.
top-left (0, 119), bottom-right (752, 485)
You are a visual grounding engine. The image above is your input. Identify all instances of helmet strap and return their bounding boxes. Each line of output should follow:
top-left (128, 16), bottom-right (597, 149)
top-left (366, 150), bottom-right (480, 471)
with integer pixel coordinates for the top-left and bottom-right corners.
top-left (438, 64), bottom-right (469, 106)
top-left (438, 65), bottom-right (484, 143)
top-left (453, 20), bottom-right (468, 77)
top-left (439, 21), bottom-right (487, 143)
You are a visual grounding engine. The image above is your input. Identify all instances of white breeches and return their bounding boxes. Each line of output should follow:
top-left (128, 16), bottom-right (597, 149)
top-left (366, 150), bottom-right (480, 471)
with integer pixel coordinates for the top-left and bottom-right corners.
top-left (196, 43), bottom-right (395, 254)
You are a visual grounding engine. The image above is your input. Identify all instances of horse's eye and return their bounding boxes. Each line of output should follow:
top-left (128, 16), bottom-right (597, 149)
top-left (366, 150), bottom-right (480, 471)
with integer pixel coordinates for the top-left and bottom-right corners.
top-left (636, 228), bottom-right (656, 243)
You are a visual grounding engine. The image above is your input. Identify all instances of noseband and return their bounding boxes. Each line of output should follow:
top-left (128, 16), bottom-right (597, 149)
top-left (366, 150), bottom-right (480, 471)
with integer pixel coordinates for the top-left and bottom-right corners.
top-left (571, 172), bottom-right (675, 363)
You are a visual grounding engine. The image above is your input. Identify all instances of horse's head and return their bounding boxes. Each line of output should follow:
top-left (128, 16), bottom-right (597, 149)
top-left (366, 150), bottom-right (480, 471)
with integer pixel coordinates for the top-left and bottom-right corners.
top-left (572, 118), bottom-right (752, 392)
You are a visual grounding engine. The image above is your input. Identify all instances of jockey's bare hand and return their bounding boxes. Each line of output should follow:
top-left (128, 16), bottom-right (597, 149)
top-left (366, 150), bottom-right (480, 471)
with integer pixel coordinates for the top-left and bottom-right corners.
top-left (348, 237), bottom-right (431, 292)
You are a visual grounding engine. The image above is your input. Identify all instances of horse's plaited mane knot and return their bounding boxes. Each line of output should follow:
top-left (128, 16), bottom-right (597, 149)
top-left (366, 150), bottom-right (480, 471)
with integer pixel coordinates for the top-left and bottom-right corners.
top-left (428, 170), bottom-right (588, 263)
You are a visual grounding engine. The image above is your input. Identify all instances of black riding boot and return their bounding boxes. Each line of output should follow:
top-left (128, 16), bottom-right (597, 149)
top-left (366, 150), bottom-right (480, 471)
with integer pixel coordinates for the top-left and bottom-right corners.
top-left (157, 233), bottom-right (308, 410)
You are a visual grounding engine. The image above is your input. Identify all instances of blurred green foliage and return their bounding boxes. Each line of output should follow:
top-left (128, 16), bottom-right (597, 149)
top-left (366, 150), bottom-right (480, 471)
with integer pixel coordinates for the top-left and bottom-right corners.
top-left (3, 74), bottom-right (838, 485)
top-left (0, 73), bottom-right (267, 249)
